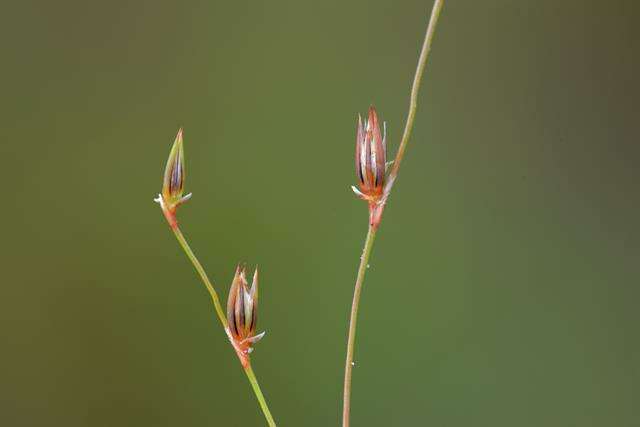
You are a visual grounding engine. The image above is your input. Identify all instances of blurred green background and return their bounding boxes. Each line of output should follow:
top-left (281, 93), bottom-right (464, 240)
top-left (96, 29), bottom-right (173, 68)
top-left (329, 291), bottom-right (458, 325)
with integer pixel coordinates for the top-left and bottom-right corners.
top-left (2, 0), bottom-right (639, 425)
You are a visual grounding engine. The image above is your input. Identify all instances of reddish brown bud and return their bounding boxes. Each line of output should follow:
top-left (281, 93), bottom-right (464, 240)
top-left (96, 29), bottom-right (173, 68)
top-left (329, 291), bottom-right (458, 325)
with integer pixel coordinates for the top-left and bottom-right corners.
top-left (226, 265), bottom-right (264, 365)
top-left (352, 107), bottom-right (388, 226)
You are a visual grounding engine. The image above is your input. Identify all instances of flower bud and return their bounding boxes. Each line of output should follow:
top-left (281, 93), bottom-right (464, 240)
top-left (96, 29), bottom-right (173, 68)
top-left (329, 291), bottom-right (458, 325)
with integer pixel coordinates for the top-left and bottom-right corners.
top-left (226, 265), bottom-right (264, 365)
top-left (154, 128), bottom-right (192, 227)
top-left (352, 107), bottom-right (388, 226)
top-left (352, 106), bottom-right (386, 202)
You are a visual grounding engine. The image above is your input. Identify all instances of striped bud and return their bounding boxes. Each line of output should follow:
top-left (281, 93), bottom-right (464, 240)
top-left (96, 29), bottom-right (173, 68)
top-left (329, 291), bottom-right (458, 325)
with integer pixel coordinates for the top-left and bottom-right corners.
top-left (226, 265), bottom-right (264, 364)
top-left (155, 128), bottom-right (191, 227)
top-left (352, 106), bottom-right (386, 203)
top-left (352, 107), bottom-right (389, 227)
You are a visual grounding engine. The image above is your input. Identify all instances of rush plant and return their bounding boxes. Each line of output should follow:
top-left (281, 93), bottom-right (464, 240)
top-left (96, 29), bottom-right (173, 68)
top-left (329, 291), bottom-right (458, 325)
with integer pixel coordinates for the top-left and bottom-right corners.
top-left (153, 1), bottom-right (444, 425)
top-left (154, 129), bottom-right (276, 427)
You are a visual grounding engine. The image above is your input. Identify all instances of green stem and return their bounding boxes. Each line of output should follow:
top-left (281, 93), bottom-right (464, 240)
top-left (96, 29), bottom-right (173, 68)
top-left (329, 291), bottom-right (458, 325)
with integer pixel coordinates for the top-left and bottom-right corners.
top-left (342, 1), bottom-right (444, 426)
top-left (169, 224), bottom-right (277, 426)
top-left (342, 224), bottom-right (377, 427)
top-left (244, 364), bottom-right (277, 427)
top-left (387, 0), bottom-right (445, 188)
top-left (171, 226), bottom-right (227, 326)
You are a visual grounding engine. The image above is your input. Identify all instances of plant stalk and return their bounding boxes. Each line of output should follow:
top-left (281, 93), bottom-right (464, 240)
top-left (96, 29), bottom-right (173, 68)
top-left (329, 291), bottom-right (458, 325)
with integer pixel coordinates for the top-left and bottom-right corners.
top-left (244, 364), bottom-right (277, 427)
top-left (169, 224), bottom-right (277, 427)
top-left (171, 226), bottom-right (227, 326)
top-left (387, 0), bottom-right (445, 189)
top-left (341, 224), bottom-right (377, 427)
top-left (342, 1), bottom-right (444, 426)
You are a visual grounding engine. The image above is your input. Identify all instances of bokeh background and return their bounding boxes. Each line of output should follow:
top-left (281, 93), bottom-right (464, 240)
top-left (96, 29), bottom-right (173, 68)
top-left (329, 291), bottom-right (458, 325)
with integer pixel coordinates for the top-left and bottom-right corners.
top-left (2, 0), bottom-right (639, 425)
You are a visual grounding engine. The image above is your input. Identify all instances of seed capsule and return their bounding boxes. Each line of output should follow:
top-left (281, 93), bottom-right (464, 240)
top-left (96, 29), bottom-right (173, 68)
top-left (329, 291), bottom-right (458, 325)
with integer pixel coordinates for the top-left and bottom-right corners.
top-left (226, 265), bottom-right (264, 364)
top-left (352, 107), bottom-right (389, 227)
top-left (353, 106), bottom-right (386, 202)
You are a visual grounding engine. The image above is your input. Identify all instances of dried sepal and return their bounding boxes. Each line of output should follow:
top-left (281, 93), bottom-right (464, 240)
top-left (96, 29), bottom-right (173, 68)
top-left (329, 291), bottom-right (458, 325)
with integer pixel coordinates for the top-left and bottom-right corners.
top-left (154, 128), bottom-right (192, 227)
top-left (226, 265), bottom-right (264, 366)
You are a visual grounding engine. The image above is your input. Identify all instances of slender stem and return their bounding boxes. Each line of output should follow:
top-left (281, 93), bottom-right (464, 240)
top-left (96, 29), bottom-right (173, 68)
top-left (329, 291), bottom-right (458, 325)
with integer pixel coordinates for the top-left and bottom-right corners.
top-left (169, 224), bottom-right (277, 426)
top-left (342, 1), bottom-right (444, 426)
top-left (387, 0), bottom-right (445, 188)
top-left (171, 226), bottom-right (227, 326)
top-left (244, 364), bottom-right (277, 427)
top-left (342, 225), bottom-right (377, 427)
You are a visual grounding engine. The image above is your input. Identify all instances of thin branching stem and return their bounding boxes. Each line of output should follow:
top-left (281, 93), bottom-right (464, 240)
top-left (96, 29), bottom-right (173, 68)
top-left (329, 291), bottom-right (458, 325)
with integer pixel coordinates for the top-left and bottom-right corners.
top-left (170, 225), bottom-right (277, 427)
top-left (342, 1), bottom-right (445, 426)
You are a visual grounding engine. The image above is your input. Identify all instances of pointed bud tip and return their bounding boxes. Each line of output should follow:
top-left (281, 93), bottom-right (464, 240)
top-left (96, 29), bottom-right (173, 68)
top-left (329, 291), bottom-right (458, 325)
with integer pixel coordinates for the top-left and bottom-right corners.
top-left (368, 106), bottom-right (378, 125)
